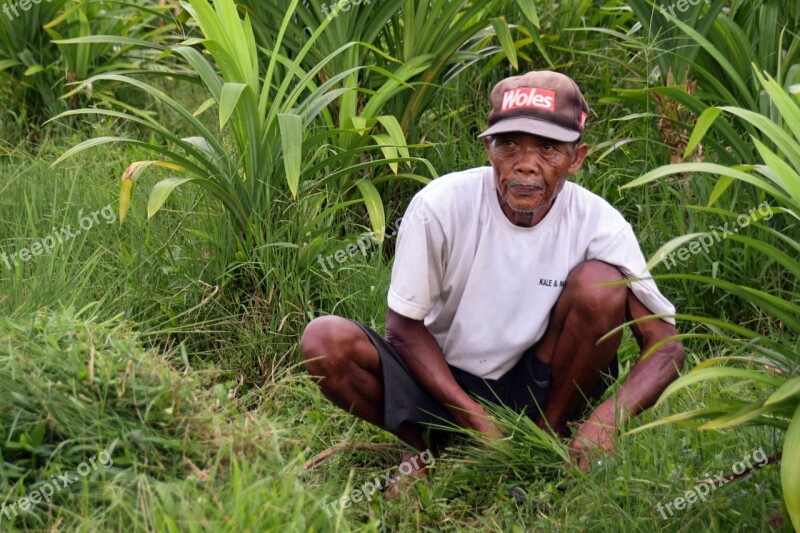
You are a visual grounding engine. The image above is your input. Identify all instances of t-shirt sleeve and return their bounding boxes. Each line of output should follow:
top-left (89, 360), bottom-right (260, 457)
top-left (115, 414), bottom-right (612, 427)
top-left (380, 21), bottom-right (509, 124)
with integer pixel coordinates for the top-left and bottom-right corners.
top-left (387, 195), bottom-right (446, 320)
top-left (588, 223), bottom-right (677, 325)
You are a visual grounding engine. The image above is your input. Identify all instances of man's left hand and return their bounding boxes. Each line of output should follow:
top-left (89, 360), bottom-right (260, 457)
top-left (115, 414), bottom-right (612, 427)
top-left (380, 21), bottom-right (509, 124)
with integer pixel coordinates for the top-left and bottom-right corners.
top-left (568, 414), bottom-right (617, 471)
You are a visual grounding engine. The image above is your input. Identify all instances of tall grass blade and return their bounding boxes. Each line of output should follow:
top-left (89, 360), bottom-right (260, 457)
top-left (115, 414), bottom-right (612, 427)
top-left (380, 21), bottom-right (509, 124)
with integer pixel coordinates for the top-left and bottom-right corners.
top-left (782, 404), bottom-right (800, 531)
top-left (278, 113), bottom-right (303, 199)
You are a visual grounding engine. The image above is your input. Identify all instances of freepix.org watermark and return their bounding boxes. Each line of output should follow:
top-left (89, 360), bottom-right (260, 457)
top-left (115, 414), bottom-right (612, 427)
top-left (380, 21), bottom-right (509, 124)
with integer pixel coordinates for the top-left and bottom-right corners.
top-left (655, 447), bottom-right (772, 519)
top-left (1, 449), bottom-right (113, 521)
top-left (660, 201), bottom-right (773, 270)
top-left (0, 204), bottom-right (116, 271)
top-left (660, 0), bottom-right (710, 21)
top-left (316, 206), bottom-right (431, 273)
top-left (321, 449), bottom-right (434, 516)
top-left (2, 0), bottom-right (54, 21)
top-left (320, 0), bottom-right (371, 20)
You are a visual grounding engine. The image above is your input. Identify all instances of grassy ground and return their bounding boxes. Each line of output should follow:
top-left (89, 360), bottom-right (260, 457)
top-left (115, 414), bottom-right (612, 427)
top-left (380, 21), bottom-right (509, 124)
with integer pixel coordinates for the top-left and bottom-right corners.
top-left (0, 73), bottom-right (792, 531)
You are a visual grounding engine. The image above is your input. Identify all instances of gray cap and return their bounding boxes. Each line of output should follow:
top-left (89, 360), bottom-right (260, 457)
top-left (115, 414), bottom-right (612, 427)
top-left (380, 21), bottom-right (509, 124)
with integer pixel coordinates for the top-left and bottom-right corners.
top-left (478, 71), bottom-right (590, 142)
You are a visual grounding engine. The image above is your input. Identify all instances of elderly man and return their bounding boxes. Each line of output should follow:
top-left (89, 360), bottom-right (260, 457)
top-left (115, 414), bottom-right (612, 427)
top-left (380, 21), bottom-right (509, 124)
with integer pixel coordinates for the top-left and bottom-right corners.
top-left (301, 71), bottom-right (684, 481)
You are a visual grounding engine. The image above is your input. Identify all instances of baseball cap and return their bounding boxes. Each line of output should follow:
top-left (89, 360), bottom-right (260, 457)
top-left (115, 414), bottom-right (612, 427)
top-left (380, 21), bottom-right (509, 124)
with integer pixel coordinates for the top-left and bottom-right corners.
top-left (478, 71), bottom-right (590, 142)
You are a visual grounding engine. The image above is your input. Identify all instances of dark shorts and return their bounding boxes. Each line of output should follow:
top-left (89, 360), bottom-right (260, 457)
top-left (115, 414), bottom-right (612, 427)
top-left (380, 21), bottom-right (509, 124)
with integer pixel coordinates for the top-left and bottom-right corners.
top-left (351, 320), bottom-right (618, 442)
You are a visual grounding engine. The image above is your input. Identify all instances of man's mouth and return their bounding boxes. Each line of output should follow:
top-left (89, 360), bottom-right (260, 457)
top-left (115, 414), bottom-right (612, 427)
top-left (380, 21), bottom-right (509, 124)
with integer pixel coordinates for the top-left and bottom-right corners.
top-left (507, 180), bottom-right (545, 194)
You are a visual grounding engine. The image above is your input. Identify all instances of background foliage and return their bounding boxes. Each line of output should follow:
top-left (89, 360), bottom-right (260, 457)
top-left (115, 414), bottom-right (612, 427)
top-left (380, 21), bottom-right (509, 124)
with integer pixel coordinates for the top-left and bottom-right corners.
top-left (0, 0), bottom-right (797, 530)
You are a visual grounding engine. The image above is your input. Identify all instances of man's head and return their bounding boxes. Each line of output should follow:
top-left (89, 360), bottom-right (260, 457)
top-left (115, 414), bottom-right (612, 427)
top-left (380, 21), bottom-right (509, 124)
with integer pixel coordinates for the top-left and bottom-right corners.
top-left (480, 71), bottom-right (590, 224)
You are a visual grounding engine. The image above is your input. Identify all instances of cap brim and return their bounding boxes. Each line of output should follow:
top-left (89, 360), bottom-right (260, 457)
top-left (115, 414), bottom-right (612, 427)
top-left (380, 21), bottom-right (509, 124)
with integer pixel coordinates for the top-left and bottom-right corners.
top-left (478, 117), bottom-right (580, 142)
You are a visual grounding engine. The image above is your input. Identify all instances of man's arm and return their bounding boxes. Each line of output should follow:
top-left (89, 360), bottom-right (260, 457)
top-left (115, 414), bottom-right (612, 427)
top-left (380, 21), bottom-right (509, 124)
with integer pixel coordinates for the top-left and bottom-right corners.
top-left (385, 308), bottom-right (501, 436)
top-left (570, 289), bottom-right (684, 467)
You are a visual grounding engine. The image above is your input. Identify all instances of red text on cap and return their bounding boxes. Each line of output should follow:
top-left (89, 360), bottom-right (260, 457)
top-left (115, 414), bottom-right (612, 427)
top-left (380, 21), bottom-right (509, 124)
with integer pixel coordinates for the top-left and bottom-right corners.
top-left (501, 88), bottom-right (556, 112)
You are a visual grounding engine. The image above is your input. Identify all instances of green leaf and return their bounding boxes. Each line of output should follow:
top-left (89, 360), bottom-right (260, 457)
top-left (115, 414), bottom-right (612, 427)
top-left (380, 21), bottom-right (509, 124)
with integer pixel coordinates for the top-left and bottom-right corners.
top-left (75, 73), bottom-right (228, 163)
top-left (28, 422), bottom-right (46, 447)
top-left (756, 69), bottom-right (800, 145)
top-left (51, 35), bottom-right (168, 50)
top-left (718, 105), bottom-right (800, 173)
top-left (752, 137), bottom-right (800, 206)
top-left (0, 59), bottom-right (20, 72)
top-left (684, 107), bottom-right (722, 158)
top-left (148, 178), bottom-right (195, 220)
top-left (373, 134), bottom-right (399, 174)
top-left (52, 136), bottom-right (128, 168)
top-left (118, 161), bottom-right (184, 226)
top-left (121, 162), bottom-right (152, 227)
top-left (622, 162), bottom-right (793, 204)
top-left (175, 46), bottom-right (223, 99)
top-left (626, 404), bottom-right (743, 435)
top-left (23, 65), bottom-right (45, 76)
top-left (376, 115), bottom-right (410, 160)
top-left (765, 377), bottom-right (800, 407)
top-left (782, 404), bottom-right (800, 531)
top-left (349, 116), bottom-right (368, 134)
top-left (707, 175), bottom-right (734, 207)
top-left (656, 367), bottom-right (784, 407)
top-left (278, 113), bottom-right (303, 199)
top-left (355, 179), bottom-right (386, 242)
top-left (193, 98), bottom-right (216, 118)
top-left (514, 0), bottom-right (540, 28)
top-left (698, 400), bottom-right (778, 430)
top-left (490, 17), bottom-right (518, 71)
top-left (219, 82), bottom-right (247, 130)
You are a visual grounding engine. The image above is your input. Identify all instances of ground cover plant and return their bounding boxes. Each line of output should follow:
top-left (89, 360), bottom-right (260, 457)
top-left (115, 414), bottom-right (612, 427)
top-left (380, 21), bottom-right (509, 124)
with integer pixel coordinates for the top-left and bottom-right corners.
top-left (0, 0), bottom-right (798, 531)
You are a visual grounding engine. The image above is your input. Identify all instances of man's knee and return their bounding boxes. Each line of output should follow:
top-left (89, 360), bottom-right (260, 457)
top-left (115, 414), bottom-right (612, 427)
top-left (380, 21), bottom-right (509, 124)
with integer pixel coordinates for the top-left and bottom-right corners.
top-left (300, 316), bottom-right (339, 376)
top-left (300, 315), bottom-right (354, 376)
top-left (565, 260), bottom-right (626, 323)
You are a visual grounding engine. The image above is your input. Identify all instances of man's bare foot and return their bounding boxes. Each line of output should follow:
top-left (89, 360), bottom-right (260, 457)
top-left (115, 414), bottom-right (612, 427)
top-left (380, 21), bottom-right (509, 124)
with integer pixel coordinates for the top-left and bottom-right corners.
top-left (382, 451), bottom-right (431, 500)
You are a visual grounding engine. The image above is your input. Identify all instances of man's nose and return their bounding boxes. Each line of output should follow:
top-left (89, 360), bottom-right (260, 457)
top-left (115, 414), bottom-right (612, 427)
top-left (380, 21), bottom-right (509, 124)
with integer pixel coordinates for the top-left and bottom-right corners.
top-left (514, 146), bottom-right (542, 174)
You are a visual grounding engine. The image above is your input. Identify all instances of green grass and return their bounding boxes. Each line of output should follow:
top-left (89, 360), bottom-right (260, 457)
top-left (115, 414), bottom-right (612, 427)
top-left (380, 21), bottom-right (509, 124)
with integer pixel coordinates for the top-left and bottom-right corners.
top-left (0, 133), bottom-right (791, 531)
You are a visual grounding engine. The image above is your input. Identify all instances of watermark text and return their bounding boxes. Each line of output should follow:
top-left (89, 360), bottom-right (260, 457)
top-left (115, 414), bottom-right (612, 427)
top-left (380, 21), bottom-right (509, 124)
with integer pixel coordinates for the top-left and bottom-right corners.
top-left (322, 449), bottom-right (434, 515)
top-left (1, 449), bottom-right (113, 521)
top-left (0, 204), bottom-right (116, 271)
top-left (661, 201), bottom-right (773, 270)
top-left (2, 0), bottom-right (55, 22)
top-left (655, 447), bottom-right (771, 519)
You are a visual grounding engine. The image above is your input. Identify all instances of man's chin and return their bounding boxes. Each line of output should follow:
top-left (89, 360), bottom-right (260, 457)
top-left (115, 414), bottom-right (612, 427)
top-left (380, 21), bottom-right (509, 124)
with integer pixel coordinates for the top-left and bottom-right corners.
top-left (507, 202), bottom-right (545, 215)
top-left (504, 192), bottom-right (548, 213)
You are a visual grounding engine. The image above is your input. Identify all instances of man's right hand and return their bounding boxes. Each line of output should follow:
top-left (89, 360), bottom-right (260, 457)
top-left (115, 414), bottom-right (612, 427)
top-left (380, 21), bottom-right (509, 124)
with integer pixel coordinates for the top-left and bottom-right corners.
top-left (452, 400), bottom-right (504, 439)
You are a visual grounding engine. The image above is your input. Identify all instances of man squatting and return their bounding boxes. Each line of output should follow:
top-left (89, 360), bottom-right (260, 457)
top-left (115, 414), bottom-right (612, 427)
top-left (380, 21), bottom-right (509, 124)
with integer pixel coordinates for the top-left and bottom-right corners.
top-left (301, 70), bottom-right (684, 495)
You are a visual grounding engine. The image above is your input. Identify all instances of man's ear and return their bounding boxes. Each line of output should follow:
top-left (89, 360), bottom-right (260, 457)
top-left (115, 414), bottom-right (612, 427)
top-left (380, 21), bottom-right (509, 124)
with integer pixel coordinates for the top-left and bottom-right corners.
top-left (483, 137), bottom-right (493, 163)
top-left (567, 143), bottom-right (589, 175)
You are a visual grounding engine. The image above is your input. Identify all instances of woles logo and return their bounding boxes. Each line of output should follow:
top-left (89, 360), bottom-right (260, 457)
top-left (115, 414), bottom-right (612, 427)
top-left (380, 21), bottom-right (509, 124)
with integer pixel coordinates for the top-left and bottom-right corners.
top-left (500, 88), bottom-right (556, 112)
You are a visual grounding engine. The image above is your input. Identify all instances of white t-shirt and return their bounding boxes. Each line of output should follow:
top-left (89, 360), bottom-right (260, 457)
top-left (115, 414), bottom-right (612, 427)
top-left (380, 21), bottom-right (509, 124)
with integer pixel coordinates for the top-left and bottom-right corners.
top-left (387, 166), bottom-right (676, 379)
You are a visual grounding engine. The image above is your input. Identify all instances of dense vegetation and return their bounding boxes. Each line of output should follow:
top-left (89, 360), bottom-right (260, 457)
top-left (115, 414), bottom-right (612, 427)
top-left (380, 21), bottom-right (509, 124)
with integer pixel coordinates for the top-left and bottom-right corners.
top-left (0, 0), bottom-right (798, 530)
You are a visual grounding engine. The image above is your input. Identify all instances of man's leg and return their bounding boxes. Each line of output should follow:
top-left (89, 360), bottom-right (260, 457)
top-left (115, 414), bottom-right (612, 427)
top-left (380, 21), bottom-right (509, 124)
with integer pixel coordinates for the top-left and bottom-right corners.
top-left (534, 260), bottom-right (627, 432)
top-left (300, 315), bottom-right (428, 451)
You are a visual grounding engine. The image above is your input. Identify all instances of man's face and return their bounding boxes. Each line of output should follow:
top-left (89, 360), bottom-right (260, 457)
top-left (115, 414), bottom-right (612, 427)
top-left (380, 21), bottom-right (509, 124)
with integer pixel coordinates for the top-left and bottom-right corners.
top-left (484, 132), bottom-right (587, 224)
